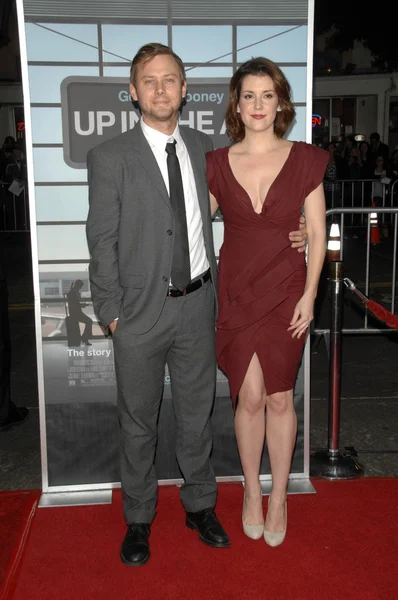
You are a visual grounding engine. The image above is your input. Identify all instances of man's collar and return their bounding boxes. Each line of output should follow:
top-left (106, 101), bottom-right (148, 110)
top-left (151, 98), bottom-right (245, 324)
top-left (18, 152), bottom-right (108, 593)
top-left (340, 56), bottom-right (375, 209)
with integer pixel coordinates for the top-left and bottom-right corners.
top-left (140, 118), bottom-right (182, 152)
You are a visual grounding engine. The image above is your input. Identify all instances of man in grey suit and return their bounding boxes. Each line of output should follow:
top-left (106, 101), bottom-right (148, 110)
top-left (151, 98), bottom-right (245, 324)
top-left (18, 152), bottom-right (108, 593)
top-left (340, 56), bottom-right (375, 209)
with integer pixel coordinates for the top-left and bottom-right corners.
top-left (87, 43), bottom-right (227, 566)
top-left (86, 43), bottom-right (306, 566)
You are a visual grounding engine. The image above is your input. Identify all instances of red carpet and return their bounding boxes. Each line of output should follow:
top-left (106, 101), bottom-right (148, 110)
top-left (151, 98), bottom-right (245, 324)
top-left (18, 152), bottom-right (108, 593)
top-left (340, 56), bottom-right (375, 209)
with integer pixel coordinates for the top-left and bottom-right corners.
top-left (0, 490), bottom-right (40, 599)
top-left (7, 479), bottom-right (398, 600)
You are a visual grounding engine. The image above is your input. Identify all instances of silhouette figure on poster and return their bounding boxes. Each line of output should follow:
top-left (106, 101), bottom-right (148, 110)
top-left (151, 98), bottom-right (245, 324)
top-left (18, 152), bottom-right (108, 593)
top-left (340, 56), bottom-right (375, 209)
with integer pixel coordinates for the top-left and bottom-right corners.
top-left (66, 280), bottom-right (93, 346)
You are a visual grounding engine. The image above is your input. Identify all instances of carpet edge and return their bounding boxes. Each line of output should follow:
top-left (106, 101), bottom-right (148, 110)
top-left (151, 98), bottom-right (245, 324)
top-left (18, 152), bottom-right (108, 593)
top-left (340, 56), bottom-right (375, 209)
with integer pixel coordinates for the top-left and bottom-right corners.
top-left (0, 492), bottom-right (40, 600)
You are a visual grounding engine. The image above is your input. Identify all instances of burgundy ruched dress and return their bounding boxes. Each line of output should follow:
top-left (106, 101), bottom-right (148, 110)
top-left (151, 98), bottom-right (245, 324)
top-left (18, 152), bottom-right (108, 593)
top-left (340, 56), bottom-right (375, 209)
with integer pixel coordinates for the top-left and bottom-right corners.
top-left (206, 141), bottom-right (328, 405)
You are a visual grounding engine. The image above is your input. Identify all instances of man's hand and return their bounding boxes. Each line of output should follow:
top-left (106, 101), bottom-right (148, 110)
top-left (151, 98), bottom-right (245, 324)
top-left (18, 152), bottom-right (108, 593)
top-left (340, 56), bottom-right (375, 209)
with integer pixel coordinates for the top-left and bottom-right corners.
top-left (108, 320), bottom-right (118, 334)
top-left (289, 214), bottom-right (307, 253)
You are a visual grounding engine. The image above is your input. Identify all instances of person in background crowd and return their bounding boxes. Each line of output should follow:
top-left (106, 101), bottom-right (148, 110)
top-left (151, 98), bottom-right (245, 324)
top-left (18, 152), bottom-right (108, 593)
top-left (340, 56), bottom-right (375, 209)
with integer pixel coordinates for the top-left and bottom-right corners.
top-left (387, 149), bottom-right (398, 182)
top-left (368, 132), bottom-right (389, 171)
top-left (347, 146), bottom-right (362, 179)
top-left (5, 144), bottom-right (26, 184)
top-left (339, 135), bottom-right (356, 179)
top-left (0, 237), bottom-right (28, 431)
top-left (335, 135), bottom-right (345, 159)
top-left (3, 143), bottom-right (28, 230)
top-left (359, 141), bottom-right (373, 178)
top-left (372, 155), bottom-right (388, 206)
top-left (0, 137), bottom-right (16, 182)
top-left (323, 141), bottom-right (344, 207)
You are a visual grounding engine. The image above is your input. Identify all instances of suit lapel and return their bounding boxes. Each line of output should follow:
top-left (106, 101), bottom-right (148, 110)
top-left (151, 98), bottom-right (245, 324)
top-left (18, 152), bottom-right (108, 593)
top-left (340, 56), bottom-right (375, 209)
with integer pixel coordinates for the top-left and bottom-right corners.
top-left (130, 124), bottom-right (171, 208)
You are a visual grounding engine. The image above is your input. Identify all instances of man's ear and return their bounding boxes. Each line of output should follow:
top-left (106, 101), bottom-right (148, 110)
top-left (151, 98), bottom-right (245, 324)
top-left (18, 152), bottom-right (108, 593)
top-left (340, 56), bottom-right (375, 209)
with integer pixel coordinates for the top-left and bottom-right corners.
top-left (129, 83), bottom-right (138, 102)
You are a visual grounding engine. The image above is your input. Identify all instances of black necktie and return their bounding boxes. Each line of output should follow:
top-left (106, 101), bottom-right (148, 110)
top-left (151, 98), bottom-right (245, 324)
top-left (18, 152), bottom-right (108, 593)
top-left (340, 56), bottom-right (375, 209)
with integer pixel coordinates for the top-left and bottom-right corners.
top-left (165, 140), bottom-right (191, 291)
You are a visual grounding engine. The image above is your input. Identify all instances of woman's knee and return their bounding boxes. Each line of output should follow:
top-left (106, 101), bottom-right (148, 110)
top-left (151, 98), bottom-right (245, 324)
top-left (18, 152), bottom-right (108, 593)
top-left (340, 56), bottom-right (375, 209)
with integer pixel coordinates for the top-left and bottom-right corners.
top-left (239, 389), bottom-right (266, 415)
top-left (266, 391), bottom-right (292, 415)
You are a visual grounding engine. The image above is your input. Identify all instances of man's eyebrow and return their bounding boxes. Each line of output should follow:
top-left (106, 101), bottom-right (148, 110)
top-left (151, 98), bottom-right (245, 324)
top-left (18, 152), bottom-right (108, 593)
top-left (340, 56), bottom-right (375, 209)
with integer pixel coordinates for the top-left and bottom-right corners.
top-left (140, 73), bottom-right (178, 78)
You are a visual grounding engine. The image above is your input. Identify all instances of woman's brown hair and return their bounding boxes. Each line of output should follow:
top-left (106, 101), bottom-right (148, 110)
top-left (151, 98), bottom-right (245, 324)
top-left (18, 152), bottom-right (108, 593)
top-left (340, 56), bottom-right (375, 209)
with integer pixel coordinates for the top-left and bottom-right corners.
top-left (130, 43), bottom-right (186, 86)
top-left (225, 57), bottom-right (295, 143)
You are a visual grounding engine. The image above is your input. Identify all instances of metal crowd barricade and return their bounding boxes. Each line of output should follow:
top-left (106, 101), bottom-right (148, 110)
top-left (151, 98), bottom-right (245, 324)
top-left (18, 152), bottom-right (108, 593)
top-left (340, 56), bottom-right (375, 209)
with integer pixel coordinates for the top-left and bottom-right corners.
top-left (325, 178), bottom-right (398, 228)
top-left (0, 181), bottom-right (30, 232)
top-left (311, 207), bottom-right (398, 480)
top-left (316, 206), bottom-right (398, 334)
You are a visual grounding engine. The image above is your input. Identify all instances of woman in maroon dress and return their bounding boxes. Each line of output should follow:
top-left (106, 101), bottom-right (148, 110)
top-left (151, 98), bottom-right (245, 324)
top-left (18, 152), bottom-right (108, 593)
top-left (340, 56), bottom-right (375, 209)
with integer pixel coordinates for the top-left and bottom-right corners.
top-left (207, 58), bottom-right (328, 546)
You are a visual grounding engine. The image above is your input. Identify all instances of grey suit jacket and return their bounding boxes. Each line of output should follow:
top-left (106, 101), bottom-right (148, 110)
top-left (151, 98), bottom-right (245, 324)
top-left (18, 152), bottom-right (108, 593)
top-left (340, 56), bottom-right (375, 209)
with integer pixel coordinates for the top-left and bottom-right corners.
top-left (86, 123), bottom-right (218, 334)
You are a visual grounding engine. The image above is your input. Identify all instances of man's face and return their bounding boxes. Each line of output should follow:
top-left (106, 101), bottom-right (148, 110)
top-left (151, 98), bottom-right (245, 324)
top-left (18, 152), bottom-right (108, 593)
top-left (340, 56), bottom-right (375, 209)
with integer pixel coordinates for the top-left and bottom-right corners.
top-left (130, 54), bottom-right (186, 129)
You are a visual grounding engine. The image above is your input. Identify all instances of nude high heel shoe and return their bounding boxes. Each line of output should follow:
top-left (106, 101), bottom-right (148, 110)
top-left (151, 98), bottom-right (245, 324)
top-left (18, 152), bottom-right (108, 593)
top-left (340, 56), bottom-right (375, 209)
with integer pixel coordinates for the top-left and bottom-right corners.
top-left (242, 491), bottom-right (264, 540)
top-left (263, 497), bottom-right (287, 547)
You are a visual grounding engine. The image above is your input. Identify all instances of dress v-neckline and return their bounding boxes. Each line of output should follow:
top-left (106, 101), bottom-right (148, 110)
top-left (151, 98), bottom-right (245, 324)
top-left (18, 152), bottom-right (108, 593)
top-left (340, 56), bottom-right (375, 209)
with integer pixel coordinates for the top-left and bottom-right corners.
top-left (226, 142), bottom-right (297, 216)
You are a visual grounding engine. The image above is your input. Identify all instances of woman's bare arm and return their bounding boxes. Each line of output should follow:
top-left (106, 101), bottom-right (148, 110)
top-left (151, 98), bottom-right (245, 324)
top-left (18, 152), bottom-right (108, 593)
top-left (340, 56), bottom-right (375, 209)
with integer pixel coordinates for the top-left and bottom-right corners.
top-left (210, 192), bottom-right (219, 217)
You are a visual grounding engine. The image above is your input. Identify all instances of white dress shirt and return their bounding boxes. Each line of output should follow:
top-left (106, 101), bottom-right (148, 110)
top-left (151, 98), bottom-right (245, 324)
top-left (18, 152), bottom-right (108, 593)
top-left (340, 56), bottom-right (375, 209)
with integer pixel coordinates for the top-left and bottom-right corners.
top-left (140, 118), bottom-right (209, 281)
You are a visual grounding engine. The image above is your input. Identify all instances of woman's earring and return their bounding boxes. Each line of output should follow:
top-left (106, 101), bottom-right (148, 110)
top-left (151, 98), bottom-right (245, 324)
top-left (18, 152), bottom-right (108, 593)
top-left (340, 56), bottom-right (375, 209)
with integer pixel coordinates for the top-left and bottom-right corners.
top-left (277, 107), bottom-right (282, 112)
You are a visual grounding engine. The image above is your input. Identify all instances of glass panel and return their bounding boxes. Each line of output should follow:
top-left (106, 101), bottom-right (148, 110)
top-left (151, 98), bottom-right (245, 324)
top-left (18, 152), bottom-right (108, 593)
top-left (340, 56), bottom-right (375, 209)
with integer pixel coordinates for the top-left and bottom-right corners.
top-left (173, 26), bottom-right (232, 63)
top-left (332, 98), bottom-right (356, 137)
top-left (312, 99), bottom-right (330, 146)
top-left (101, 25), bottom-right (167, 63)
top-left (35, 186), bottom-right (89, 222)
top-left (37, 224), bottom-right (89, 261)
top-left (31, 107), bottom-right (62, 144)
top-left (28, 66), bottom-right (99, 103)
top-left (25, 23), bottom-right (99, 62)
top-left (33, 148), bottom-right (88, 182)
top-left (237, 25), bottom-right (308, 63)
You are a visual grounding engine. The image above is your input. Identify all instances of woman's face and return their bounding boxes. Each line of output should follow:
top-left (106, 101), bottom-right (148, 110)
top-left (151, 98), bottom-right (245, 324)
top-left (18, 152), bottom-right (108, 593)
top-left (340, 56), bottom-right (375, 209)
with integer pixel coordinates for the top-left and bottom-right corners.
top-left (237, 74), bottom-right (280, 135)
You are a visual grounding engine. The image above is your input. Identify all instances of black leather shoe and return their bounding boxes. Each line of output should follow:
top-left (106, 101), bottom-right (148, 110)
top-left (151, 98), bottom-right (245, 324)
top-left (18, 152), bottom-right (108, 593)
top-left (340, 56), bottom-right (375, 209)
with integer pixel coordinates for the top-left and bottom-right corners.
top-left (0, 406), bottom-right (28, 432)
top-left (186, 508), bottom-right (230, 548)
top-left (120, 523), bottom-right (150, 566)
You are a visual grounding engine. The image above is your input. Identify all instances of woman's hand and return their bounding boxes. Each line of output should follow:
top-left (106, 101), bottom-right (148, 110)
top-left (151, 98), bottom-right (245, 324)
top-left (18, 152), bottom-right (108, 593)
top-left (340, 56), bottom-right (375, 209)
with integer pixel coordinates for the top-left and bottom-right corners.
top-left (287, 292), bottom-right (315, 339)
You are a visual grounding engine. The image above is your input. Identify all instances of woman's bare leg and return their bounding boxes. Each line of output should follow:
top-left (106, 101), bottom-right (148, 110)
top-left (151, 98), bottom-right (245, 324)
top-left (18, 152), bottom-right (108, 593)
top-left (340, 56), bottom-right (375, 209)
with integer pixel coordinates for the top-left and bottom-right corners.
top-left (235, 353), bottom-right (267, 525)
top-left (265, 389), bottom-right (297, 532)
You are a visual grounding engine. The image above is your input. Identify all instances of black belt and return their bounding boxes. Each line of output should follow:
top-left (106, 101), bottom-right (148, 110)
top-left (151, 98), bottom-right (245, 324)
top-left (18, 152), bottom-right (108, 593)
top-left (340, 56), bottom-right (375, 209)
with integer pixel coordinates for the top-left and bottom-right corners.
top-left (167, 269), bottom-right (210, 298)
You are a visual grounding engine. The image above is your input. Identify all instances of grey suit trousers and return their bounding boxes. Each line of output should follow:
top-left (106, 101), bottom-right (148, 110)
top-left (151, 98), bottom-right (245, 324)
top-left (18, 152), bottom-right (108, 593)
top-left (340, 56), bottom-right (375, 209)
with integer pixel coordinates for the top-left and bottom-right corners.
top-left (113, 279), bottom-right (217, 524)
